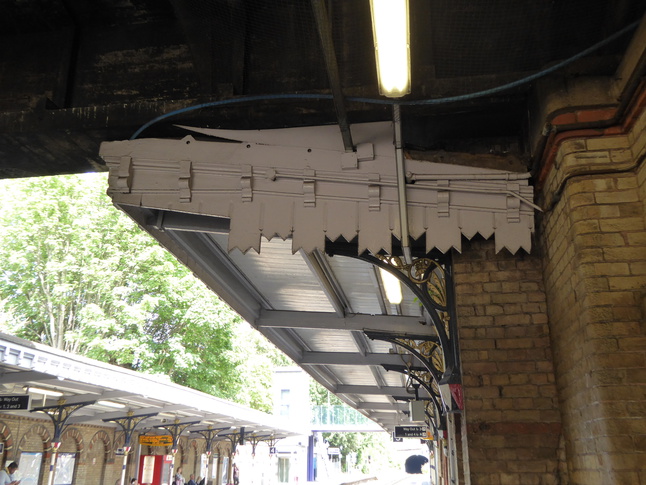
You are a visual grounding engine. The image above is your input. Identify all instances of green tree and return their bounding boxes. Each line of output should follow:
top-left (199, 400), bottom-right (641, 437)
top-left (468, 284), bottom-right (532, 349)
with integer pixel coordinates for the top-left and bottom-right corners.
top-left (310, 380), bottom-right (343, 405)
top-left (324, 432), bottom-right (396, 473)
top-left (232, 322), bottom-right (292, 411)
top-left (0, 173), bottom-right (286, 409)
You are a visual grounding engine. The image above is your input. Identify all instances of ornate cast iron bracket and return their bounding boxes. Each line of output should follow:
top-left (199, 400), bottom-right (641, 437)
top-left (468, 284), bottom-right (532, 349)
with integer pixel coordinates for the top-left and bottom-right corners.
top-left (104, 411), bottom-right (158, 451)
top-left (217, 427), bottom-right (246, 455)
top-left (154, 419), bottom-right (201, 453)
top-left (31, 399), bottom-right (96, 444)
top-left (105, 411), bottom-right (158, 485)
top-left (191, 426), bottom-right (232, 456)
top-left (365, 331), bottom-right (443, 383)
top-left (245, 433), bottom-right (280, 456)
top-left (261, 434), bottom-right (284, 452)
top-left (381, 363), bottom-right (444, 427)
top-left (360, 252), bottom-right (463, 411)
top-left (31, 399), bottom-right (96, 485)
top-left (366, 329), bottom-right (460, 413)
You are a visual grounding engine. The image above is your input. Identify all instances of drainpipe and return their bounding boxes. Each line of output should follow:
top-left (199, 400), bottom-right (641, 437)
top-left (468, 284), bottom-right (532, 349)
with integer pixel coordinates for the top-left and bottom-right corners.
top-left (393, 104), bottom-right (412, 264)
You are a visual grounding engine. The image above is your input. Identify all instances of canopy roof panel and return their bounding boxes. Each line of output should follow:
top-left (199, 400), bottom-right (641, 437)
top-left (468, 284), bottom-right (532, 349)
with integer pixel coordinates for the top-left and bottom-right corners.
top-left (0, 333), bottom-right (303, 437)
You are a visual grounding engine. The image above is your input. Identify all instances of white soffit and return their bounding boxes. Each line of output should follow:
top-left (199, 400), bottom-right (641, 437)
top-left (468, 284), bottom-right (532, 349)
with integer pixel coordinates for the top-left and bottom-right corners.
top-left (100, 122), bottom-right (537, 255)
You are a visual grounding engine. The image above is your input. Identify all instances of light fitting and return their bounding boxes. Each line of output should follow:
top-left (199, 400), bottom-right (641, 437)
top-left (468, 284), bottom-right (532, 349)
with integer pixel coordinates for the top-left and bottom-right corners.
top-left (369, 0), bottom-right (411, 97)
top-left (379, 267), bottom-right (403, 304)
top-left (97, 400), bottom-right (126, 409)
top-left (25, 386), bottom-right (63, 397)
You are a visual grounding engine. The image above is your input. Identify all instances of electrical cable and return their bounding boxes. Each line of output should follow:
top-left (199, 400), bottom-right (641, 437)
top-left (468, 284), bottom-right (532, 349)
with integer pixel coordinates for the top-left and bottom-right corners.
top-left (130, 20), bottom-right (640, 140)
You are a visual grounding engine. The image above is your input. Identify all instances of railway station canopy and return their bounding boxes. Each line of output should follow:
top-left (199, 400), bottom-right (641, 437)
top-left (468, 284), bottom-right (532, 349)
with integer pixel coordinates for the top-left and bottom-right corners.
top-left (1, 2), bottom-right (646, 482)
top-left (98, 121), bottom-right (537, 431)
top-left (0, 332), bottom-right (302, 438)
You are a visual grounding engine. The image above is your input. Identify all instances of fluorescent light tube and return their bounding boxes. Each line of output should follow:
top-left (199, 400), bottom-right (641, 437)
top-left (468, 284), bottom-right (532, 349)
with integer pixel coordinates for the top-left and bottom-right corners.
top-left (370, 0), bottom-right (411, 97)
top-left (97, 400), bottom-right (126, 409)
top-left (379, 267), bottom-right (403, 304)
top-left (26, 387), bottom-right (63, 397)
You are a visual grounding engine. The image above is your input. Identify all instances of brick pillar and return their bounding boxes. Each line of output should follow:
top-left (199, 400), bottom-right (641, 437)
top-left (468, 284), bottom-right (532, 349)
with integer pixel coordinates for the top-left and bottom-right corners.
top-left (453, 239), bottom-right (561, 485)
top-left (538, 109), bottom-right (646, 484)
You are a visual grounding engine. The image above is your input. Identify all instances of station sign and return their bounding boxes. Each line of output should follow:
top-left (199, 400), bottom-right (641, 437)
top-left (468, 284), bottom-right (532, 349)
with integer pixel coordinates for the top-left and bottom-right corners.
top-left (393, 425), bottom-right (427, 438)
top-left (269, 447), bottom-right (277, 455)
top-left (139, 435), bottom-right (173, 446)
top-left (0, 395), bottom-right (30, 410)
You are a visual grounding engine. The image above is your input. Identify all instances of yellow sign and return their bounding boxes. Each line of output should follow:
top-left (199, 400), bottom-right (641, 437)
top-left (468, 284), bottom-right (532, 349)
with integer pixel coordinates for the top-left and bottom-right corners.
top-left (139, 435), bottom-right (173, 446)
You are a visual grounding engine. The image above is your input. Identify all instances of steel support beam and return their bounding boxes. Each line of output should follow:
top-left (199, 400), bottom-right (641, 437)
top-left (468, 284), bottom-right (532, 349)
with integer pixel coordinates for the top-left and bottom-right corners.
top-left (256, 310), bottom-right (427, 334)
top-left (335, 385), bottom-right (410, 395)
top-left (310, 0), bottom-right (354, 152)
top-left (299, 351), bottom-right (412, 366)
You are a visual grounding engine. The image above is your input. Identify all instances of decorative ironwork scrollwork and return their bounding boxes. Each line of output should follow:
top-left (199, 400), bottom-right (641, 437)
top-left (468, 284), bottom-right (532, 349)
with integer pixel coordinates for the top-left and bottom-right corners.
top-left (377, 255), bottom-right (448, 311)
top-left (400, 338), bottom-right (445, 374)
top-left (357, 248), bottom-right (462, 414)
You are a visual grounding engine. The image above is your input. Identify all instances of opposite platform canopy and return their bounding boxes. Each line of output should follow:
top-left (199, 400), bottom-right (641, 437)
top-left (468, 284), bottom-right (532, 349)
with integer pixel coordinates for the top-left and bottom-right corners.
top-left (0, 333), bottom-right (302, 437)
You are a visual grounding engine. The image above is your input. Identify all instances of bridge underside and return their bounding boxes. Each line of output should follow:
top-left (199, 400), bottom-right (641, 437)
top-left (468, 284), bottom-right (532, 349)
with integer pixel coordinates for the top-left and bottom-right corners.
top-left (2, 1), bottom-right (646, 484)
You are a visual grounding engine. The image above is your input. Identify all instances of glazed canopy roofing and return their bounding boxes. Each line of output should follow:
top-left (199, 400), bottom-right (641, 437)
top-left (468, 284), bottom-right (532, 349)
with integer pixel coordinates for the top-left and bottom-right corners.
top-left (0, 332), bottom-right (302, 438)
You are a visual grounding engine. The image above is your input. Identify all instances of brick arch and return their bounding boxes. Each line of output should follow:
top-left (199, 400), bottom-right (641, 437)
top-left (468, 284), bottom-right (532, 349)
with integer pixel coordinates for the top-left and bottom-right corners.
top-left (89, 430), bottom-right (113, 464)
top-left (87, 430), bottom-right (112, 485)
top-left (0, 420), bottom-right (14, 462)
top-left (60, 427), bottom-right (84, 452)
top-left (213, 442), bottom-right (226, 456)
top-left (193, 438), bottom-right (205, 456)
top-left (186, 439), bottom-right (199, 477)
top-left (179, 437), bottom-right (188, 455)
top-left (218, 442), bottom-right (231, 456)
top-left (89, 430), bottom-right (111, 452)
top-left (18, 424), bottom-right (51, 453)
top-left (113, 431), bottom-right (125, 451)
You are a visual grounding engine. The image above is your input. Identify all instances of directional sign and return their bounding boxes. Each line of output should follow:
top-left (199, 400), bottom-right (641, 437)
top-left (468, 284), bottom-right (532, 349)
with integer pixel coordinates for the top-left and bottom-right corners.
top-left (0, 395), bottom-right (30, 410)
top-left (393, 425), bottom-right (427, 438)
top-left (139, 435), bottom-right (173, 446)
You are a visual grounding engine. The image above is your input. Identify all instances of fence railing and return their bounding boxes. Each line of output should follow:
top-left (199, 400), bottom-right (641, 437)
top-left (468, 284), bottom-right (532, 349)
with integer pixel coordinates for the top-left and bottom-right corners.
top-left (311, 405), bottom-right (373, 426)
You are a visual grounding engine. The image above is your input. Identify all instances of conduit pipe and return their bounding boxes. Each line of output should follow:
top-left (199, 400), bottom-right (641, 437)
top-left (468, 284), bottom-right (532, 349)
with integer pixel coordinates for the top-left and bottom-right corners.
top-left (393, 104), bottom-right (412, 264)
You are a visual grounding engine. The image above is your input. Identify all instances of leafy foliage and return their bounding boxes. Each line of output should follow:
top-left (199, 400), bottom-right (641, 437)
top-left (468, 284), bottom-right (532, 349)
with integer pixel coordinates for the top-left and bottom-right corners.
top-left (0, 173), bottom-right (287, 411)
top-left (310, 380), bottom-right (343, 405)
top-left (324, 432), bottom-right (397, 473)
